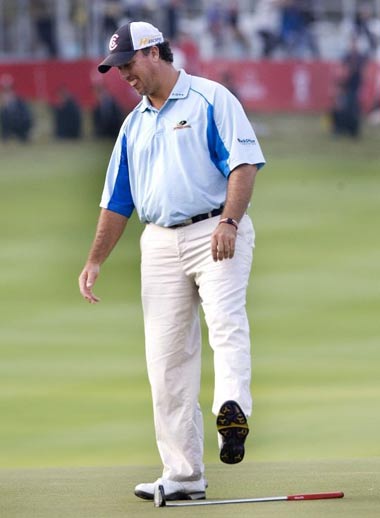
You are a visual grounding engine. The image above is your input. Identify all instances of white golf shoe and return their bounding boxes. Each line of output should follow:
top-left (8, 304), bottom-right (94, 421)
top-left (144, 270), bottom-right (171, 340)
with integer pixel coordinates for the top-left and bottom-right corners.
top-left (134, 477), bottom-right (206, 501)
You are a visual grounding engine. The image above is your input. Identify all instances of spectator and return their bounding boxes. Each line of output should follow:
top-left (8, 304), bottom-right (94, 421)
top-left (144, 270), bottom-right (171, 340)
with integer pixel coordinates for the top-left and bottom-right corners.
top-left (102, 0), bottom-right (122, 36)
top-left (226, 0), bottom-right (251, 58)
top-left (165, 0), bottom-right (182, 40)
top-left (341, 2), bottom-right (380, 59)
top-left (354, 2), bottom-right (377, 54)
top-left (31, 0), bottom-right (58, 57)
top-left (70, 0), bottom-right (91, 57)
top-left (53, 87), bottom-right (82, 139)
top-left (0, 75), bottom-right (34, 143)
top-left (254, 0), bottom-right (282, 58)
top-left (206, 1), bottom-right (226, 54)
top-left (330, 37), bottom-right (368, 138)
top-left (277, 0), bottom-right (319, 59)
top-left (92, 83), bottom-right (125, 138)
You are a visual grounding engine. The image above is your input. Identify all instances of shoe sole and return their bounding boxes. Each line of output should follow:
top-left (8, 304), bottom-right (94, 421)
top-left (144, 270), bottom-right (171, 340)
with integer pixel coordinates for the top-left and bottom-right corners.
top-left (135, 489), bottom-right (206, 501)
top-left (216, 400), bottom-right (249, 464)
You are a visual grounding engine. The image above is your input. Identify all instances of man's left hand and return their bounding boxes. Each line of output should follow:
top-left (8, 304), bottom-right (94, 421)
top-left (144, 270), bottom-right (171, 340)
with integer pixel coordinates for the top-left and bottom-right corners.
top-left (211, 223), bottom-right (237, 261)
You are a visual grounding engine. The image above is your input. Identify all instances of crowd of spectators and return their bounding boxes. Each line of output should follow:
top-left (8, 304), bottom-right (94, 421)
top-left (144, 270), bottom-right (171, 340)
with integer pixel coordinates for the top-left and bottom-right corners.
top-left (2, 1), bottom-right (380, 143)
top-left (1, 0), bottom-right (380, 62)
top-left (0, 74), bottom-right (125, 143)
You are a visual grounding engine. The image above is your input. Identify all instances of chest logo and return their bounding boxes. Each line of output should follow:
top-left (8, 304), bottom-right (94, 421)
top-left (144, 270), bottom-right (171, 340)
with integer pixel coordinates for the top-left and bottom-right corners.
top-left (173, 120), bottom-right (192, 130)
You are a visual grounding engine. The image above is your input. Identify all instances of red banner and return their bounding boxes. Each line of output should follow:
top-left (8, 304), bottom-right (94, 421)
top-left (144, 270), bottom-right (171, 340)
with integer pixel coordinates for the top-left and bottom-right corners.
top-left (200, 59), bottom-right (379, 113)
top-left (0, 59), bottom-right (378, 113)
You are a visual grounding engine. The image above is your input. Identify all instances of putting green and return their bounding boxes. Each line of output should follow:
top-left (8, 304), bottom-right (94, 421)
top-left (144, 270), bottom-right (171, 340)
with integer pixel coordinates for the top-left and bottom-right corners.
top-left (0, 459), bottom-right (378, 518)
top-left (1, 114), bottom-right (379, 517)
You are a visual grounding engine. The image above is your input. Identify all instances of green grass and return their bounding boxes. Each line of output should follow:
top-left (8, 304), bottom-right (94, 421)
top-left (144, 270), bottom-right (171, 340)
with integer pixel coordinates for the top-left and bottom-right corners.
top-left (1, 459), bottom-right (379, 518)
top-left (0, 113), bottom-right (379, 515)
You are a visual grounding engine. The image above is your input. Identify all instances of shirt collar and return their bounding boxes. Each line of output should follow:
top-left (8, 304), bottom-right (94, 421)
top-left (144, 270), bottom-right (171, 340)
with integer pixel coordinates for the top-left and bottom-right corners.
top-left (168, 69), bottom-right (191, 100)
top-left (138, 69), bottom-right (191, 112)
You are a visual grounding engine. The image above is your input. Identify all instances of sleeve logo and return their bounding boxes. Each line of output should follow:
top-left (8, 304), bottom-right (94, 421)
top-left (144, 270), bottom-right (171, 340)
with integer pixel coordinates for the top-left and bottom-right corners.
top-left (237, 137), bottom-right (256, 145)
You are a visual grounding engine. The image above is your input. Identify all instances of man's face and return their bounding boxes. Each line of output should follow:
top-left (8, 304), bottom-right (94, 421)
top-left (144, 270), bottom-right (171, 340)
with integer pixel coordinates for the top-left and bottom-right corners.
top-left (118, 48), bottom-right (158, 96)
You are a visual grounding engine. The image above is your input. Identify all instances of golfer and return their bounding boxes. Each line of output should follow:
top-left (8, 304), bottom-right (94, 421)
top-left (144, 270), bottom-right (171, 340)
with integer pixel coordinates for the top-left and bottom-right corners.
top-left (78, 21), bottom-right (266, 501)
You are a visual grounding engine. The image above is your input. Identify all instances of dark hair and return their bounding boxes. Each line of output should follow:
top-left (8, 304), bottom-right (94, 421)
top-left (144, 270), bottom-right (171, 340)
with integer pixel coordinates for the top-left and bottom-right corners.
top-left (141, 40), bottom-right (173, 63)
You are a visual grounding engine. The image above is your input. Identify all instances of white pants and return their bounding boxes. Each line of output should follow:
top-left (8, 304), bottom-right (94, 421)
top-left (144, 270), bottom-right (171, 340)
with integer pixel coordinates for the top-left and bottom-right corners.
top-left (140, 214), bottom-right (255, 482)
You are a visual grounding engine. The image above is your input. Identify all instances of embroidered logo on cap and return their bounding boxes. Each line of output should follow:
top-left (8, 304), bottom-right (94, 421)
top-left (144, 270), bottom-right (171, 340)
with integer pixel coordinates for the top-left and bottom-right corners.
top-left (109, 34), bottom-right (119, 51)
top-left (139, 35), bottom-right (164, 47)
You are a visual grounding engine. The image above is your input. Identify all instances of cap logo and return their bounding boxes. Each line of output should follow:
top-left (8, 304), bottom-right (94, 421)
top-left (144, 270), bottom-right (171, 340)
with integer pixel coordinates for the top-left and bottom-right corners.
top-left (109, 34), bottom-right (119, 51)
top-left (139, 35), bottom-right (163, 47)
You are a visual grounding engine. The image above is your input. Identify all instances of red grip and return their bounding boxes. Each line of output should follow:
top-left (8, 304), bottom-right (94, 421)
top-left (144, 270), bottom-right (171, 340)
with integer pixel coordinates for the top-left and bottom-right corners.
top-left (287, 492), bottom-right (344, 501)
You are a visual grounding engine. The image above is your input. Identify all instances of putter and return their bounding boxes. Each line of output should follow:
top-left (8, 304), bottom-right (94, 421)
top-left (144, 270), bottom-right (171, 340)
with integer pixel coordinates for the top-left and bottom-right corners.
top-left (153, 484), bottom-right (344, 508)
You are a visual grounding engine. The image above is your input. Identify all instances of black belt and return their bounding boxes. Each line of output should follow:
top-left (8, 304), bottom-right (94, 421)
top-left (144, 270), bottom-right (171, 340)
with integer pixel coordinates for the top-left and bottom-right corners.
top-left (169, 206), bottom-right (224, 228)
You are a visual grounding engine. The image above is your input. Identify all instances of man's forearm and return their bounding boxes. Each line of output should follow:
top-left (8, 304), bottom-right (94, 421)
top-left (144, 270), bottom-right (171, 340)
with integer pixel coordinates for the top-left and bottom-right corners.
top-left (87, 208), bottom-right (128, 265)
top-left (222, 164), bottom-right (258, 221)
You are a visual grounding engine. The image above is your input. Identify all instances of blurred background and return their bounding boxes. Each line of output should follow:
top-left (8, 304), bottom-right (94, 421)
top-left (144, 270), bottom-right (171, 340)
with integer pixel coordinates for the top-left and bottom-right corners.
top-left (2, 0), bottom-right (380, 60)
top-left (2, 0), bottom-right (380, 134)
top-left (1, 0), bottom-right (379, 471)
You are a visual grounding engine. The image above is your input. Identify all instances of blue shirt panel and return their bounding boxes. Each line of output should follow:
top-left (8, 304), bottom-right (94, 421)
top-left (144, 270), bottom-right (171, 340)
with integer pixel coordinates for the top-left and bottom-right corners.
top-left (101, 133), bottom-right (134, 217)
top-left (205, 101), bottom-right (230, 176)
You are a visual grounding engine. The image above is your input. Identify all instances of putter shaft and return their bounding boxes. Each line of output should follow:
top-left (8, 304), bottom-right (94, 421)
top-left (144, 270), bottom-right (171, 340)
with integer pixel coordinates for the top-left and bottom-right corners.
top-left (156, 488), bottom-right (344, 508)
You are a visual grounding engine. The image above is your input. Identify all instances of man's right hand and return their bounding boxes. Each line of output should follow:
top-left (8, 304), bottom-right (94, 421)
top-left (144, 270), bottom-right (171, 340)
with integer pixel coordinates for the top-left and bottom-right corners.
top-left (79, 263), bottom-right (101, 303)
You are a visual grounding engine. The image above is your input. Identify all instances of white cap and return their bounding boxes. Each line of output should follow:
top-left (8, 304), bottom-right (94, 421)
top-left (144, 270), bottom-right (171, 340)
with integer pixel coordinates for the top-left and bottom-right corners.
top-left (98, 21), bottom-right (164, 74)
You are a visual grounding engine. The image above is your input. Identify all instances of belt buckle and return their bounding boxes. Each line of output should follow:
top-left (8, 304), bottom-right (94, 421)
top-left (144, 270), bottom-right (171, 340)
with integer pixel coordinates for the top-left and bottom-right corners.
top-left (171, 207), bottom-right (222, 228)
top-left (182, 217), bottom-right (193, 226)
top-left (172, 217), bottom-right (192, 228)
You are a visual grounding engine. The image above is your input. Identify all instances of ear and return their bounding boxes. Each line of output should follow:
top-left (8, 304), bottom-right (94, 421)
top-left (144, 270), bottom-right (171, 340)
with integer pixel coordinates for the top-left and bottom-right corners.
top-left (150, 46), bottom-right (160, 62)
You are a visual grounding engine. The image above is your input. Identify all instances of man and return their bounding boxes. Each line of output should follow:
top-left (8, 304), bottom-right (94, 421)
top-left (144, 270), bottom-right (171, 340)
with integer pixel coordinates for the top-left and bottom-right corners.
top-left (53, 87), bottom-right (82, 139)
top-left (331, 36), bottom-right (367, 138)
top-left (78, 21), bottom-right (265, 501)
top-left (92, 82), bottom-right (125, 138)
top-left (0, 75), bottom-right (34, 142)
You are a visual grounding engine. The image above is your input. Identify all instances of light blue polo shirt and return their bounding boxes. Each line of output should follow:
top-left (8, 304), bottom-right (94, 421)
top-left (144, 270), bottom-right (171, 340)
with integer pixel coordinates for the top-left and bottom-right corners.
top-left (100, 69), bottom-right (265, 227)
